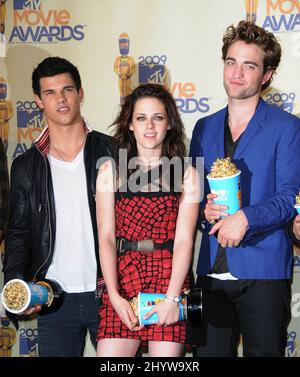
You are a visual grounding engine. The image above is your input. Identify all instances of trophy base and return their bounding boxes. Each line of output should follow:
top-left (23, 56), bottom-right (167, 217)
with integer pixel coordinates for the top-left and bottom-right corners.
top-left (36, 279), bottom-right (64, 314)
top-left (186, 288), bottom-right (202, 327)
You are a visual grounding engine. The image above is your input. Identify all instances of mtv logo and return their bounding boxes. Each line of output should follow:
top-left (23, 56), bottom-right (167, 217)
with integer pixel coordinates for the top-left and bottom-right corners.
top-left (280, 102), bottom-right (293, 113)
top-left (212, 189), bottom-right (228, 202)
top-left (17, 109), bottom-right (43, 128)
top-left (13, 0), bottom-right (42, 10)
top-left (19, 335), bottom-right (38, 356)
top-left (139, 65), bottom-right (166, 84)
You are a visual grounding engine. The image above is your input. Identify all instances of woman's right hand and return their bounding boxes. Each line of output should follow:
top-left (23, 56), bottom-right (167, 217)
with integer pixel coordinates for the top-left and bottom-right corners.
top-left (109, 292), bottom-right (143, 331)
top-left (143, 297), bottom-right (180, 326)
top-left (204, 193), bottom-right (229, 224)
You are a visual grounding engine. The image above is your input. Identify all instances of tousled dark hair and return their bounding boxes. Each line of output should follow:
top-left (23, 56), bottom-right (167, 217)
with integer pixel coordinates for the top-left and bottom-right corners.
top-left (222, 20), bottom-right (281, 91)
top-left (111, 83), bottom-right (186, 175)
top-left (32, 56), bottom-right (82, 97)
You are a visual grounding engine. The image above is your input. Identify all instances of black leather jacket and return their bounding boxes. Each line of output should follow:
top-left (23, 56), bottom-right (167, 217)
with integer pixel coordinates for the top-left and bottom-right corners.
top-left (3, 130), bottom-right (112, 284)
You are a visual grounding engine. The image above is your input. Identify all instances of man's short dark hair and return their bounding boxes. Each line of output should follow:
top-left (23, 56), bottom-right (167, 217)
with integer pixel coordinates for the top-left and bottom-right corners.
top-left (32, 56), bottom-right (82, 97)
top-left (222, 21), bottom-right (282, 91)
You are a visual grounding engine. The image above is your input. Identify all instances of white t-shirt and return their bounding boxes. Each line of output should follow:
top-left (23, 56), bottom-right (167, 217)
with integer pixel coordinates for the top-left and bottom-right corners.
top-left (46, 149), bottom-right (97, 293)
top-left (207, 272), bottom-right (238, 281)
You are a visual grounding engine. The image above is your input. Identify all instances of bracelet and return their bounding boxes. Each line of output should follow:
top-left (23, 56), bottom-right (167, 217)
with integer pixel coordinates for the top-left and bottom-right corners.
top-left (165, 295), bottom-right (183, 303)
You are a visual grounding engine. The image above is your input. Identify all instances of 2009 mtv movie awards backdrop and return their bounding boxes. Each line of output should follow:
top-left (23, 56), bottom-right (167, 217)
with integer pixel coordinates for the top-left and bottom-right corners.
top-left (137, 53), bottom-right (210, 114)
top-left (1, 0), bottom-right (300, 358)
top-left (286, 331), bottom-right (300, 357)
top-left (9, 0), bottom-right (85, 43)
top-left (244, 0), bottom-right (300, 33)
top-left (262, 0), bottom-right (300, 32)
top-left (19, 327), bottom-right (38, 357)
top-left (0, 315), bottom-right (38, 357)
top-left (264, 91), bottom-right (296, 113)
top-left (13, 100), bottom-right (44, 159)
top-left (114, 32), bottom-right (211, 114)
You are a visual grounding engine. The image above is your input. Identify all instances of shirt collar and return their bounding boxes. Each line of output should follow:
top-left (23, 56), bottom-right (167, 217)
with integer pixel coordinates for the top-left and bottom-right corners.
top-left (34, 117), bottom-right (92, 157)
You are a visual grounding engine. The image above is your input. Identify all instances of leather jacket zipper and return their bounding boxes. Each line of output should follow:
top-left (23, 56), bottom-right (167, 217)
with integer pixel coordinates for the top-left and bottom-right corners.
top-left (33, 151), bottom-right (53, 280)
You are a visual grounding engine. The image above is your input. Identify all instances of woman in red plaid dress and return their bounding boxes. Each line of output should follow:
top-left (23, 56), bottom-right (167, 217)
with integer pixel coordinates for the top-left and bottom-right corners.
top-left (96, 84), bottom-right (200, 357)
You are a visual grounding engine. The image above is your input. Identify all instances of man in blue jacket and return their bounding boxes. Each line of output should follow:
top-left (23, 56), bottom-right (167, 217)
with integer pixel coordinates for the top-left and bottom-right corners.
top-left (189, 20), bottom-right (300, 357)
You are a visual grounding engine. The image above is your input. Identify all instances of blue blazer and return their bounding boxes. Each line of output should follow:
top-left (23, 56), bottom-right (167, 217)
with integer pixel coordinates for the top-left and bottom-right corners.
top-left (189, 99), bottom-right (300, 279)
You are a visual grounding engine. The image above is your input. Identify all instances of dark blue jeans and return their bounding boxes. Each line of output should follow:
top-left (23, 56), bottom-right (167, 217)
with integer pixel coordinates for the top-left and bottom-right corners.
top-left (37, 291), bottom-right (100, 357)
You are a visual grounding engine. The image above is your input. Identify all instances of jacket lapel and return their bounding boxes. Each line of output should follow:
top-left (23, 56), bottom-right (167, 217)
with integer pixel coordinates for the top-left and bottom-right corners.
top-left (234, 98), bottom-right (267, 159)
top-left (213, 107), bottom-right (227, 158)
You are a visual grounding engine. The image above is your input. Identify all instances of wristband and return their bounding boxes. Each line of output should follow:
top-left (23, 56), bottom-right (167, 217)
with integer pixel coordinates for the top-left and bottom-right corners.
top-left (165, 295), bottom-right (182, 303)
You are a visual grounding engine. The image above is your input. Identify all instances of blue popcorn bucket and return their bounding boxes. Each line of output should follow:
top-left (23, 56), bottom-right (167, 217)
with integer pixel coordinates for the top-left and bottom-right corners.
top-left (1, 279), bottom-right (54, 314)
top-left (295, 205), bottom-right (300, 215)
top-left (207, 170), bottom-right (241, 215)
top-left (137, 292), bottom-right (186, 326)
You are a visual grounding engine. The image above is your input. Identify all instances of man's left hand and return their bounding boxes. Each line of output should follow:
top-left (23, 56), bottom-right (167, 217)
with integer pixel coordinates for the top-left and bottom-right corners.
top-left (209, 210), bottom-right (249, 248)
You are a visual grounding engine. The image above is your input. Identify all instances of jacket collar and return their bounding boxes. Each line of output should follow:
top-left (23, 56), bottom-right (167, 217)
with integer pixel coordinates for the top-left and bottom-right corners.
top-left (234, 98), bottom-right (267, 159)
top-left (214, 98), bottom-right (267, 159)
top-left (34, 117), bottom-right (92, 158)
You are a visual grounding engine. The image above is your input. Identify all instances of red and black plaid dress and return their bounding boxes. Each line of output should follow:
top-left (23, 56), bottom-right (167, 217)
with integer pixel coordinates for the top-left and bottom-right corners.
top-left (97, 188), bottom-right (190, 344)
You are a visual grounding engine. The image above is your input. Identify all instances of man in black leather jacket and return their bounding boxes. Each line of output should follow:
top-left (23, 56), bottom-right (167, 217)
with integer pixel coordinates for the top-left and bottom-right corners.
top-left (3, 57), bottom-right (112, 356)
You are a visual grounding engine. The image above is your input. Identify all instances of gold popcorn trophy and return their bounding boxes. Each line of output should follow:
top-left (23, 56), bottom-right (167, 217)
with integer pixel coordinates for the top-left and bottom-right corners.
top-left (1, 279), bottom-right (62, 314)
top-left (129, 289), bottom-right (202, 326)
top-left (295, 190), bottom-right (300, 214)
top-left (207, 157), bottom-right (242, 217)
